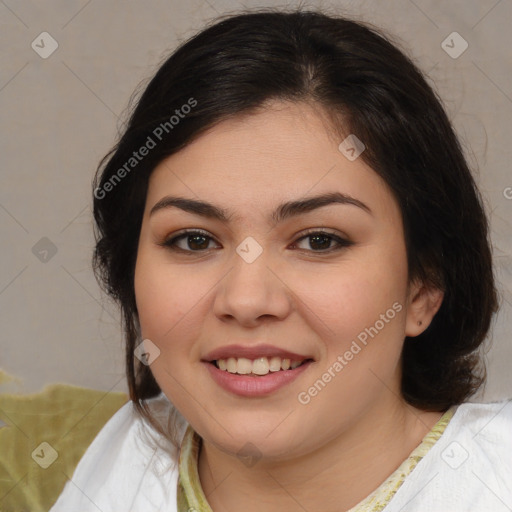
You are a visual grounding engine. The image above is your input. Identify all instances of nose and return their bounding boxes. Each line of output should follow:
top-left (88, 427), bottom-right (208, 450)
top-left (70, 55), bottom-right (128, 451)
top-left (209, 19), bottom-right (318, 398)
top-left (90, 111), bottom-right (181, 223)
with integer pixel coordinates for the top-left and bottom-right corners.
top-left (212, 246), bottom-right (292, 328)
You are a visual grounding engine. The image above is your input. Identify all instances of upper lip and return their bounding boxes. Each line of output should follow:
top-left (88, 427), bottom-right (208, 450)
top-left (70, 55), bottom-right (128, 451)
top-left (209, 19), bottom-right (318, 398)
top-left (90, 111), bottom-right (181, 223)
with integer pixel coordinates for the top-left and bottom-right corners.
top-left (202, 344), bottom-right (314, 362)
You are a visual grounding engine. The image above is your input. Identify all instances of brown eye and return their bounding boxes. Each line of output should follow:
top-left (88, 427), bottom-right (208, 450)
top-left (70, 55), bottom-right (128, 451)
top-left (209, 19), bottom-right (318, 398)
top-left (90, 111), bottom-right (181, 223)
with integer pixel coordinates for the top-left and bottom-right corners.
top-left (292, 231), bottom-right (353, 253)
top-left (160, 230), bottom-right (219, 253)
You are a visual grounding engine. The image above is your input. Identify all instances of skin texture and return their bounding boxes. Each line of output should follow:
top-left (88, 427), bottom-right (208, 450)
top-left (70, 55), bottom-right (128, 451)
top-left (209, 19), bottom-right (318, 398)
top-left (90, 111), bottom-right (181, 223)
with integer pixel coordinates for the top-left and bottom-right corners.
top-left (134, 100), bottom-right (445, 512)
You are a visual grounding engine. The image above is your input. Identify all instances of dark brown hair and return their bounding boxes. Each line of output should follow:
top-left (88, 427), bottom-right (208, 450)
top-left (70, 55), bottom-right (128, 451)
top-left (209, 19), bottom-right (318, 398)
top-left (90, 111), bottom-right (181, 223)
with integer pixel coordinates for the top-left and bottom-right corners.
top-left (92, 8), bottom-right (499, 439)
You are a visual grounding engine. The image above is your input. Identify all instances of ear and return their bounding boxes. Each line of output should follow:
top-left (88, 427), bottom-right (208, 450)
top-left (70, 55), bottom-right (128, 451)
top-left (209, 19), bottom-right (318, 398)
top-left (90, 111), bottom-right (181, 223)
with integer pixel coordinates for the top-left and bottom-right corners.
top-left (405, 280), bottom-right (444, 337)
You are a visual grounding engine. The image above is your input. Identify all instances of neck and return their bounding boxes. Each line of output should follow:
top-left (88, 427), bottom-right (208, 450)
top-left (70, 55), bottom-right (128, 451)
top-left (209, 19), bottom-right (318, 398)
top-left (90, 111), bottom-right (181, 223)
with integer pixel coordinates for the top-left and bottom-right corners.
top-left (197, 396), bottom-right (443, 512)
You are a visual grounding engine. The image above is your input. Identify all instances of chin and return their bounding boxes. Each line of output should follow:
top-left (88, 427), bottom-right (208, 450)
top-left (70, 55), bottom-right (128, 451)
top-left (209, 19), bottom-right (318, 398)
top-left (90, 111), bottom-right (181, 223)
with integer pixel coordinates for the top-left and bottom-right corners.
top-left (198, 415), bottom-right (310, 462)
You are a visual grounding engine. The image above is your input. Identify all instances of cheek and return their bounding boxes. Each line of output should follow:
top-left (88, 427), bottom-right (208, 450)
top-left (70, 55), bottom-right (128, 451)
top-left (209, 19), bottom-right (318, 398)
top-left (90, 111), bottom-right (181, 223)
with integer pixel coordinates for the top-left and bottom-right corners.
top-left (292, 261), bottom-right (408, 431)
top-left (291, 255), bottom-right (407, 346)
top-left (133, 255), bottom-right (209, 411)
top-left (134, 251), bottom-right (205, 352)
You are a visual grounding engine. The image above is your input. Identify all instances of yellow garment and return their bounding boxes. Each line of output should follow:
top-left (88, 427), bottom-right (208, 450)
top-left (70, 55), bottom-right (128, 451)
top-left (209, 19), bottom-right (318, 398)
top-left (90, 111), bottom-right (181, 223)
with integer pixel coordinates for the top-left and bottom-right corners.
top-left (0, 371), bottom-right (128, 512)
top-left (177, 407), bottom-right (455, 512)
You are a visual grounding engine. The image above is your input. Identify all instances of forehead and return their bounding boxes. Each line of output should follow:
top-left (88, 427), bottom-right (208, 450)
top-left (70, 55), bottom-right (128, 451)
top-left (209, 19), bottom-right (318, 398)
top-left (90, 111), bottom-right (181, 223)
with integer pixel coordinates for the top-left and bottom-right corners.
top-left (145, 101), bottom-right (399, 224)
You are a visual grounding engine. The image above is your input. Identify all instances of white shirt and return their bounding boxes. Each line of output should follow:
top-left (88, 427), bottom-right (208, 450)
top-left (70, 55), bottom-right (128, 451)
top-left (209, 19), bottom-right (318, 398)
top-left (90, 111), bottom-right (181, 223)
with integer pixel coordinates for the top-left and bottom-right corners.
top-left (49, 394), bottom-right (512, 512)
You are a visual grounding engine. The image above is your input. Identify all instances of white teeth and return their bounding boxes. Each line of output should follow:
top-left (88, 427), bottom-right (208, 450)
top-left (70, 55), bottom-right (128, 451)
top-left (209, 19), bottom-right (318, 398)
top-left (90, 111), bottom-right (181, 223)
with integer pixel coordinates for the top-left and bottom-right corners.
top-left (252, 357), bottom-right (270, 375)
top-left (227, 357), bottom-right (237, 373)
top-left (236, 357), bottom-right (253, 374)
top-left (269, 356), bottom-right (282, 372)
top-left (215, 356), bottom-right (307, 375)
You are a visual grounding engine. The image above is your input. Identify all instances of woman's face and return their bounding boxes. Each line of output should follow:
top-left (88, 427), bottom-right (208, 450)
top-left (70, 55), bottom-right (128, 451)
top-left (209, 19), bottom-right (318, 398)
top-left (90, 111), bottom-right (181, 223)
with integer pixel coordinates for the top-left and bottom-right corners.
top-left (134, 101), bottom-right (425, 460)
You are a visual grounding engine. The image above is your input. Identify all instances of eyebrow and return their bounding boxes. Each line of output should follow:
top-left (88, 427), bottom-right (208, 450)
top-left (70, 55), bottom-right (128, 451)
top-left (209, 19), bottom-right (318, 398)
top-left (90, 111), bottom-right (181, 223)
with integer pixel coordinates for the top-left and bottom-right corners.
top-left (149, 191), bottom-right (372, 223)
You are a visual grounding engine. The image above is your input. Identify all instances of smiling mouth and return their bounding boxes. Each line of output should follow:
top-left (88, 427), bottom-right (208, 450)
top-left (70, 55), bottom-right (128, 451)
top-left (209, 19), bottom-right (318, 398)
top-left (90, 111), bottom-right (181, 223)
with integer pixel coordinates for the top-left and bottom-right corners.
top-left (212, 356), bottom-right (314, 376)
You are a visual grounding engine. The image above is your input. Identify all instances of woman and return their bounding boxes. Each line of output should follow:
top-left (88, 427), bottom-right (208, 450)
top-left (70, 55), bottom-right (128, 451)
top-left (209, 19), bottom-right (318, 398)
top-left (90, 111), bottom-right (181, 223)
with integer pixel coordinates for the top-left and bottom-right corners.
top-left (50, 8), bottom-right (512, 512)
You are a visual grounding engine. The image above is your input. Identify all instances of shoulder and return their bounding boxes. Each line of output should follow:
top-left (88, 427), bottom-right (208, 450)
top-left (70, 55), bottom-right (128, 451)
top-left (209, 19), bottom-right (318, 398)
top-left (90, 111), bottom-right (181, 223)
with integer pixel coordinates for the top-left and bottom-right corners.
top-left (447, 398), bottom-right (512, 465)
top-left (385, 397), bottom-right (512, 512)
top-left (49, 392), bottom-right (186, 512)
top-left (447, 398), bottom-right (512, 463)
top-left (454, 397), bottom-right (512, 428)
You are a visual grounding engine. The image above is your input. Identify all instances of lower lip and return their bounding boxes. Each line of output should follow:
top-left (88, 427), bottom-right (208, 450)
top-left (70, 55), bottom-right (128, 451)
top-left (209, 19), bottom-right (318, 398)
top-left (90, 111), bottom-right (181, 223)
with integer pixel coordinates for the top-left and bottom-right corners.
top-left (203, 361), bottom-right (313, 397)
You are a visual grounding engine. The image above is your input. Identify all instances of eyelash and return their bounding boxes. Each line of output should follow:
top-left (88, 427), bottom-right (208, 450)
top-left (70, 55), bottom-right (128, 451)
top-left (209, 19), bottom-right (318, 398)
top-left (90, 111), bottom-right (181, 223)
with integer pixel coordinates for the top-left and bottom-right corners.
top-left (158, 228), bottom-right (353, 255)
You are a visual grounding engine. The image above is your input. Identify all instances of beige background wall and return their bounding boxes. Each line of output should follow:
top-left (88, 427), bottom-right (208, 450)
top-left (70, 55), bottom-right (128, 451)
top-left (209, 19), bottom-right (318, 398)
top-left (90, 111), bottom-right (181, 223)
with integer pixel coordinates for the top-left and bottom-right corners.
top-left (1, 0), bottom-right (511, 401)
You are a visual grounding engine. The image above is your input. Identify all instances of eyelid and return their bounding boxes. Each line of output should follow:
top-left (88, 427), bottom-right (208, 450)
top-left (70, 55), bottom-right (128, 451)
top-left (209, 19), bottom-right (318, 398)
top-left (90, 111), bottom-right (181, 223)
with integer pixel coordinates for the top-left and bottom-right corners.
top-left (296, 227), bottom-right (345, 238)
top-left (168, 228), bottom-right (213, 238)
